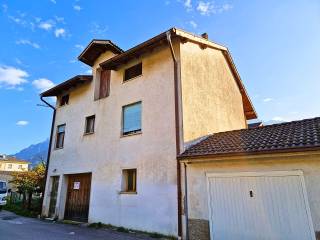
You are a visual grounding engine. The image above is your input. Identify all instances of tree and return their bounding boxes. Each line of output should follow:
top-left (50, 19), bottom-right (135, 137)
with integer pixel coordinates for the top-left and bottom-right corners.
top-left (10, 162), bottom-right (46, 210)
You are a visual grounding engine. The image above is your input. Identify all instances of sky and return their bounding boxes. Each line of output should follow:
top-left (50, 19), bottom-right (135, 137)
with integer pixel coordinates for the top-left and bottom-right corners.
top-left (0, 0), bottom-right (319, 153)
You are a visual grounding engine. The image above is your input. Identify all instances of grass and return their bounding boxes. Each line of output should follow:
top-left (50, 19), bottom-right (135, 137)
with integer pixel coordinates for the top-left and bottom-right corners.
top-left (88, 222), bottom-right (177, 239)
top-left (3, 201), bottom-right (39, 218)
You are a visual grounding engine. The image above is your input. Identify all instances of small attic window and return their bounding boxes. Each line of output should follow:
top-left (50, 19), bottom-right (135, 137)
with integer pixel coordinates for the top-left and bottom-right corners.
top-left (60, 94), bottom-right (69, 106)
top-left (124, 63), bottom-right (142, 82)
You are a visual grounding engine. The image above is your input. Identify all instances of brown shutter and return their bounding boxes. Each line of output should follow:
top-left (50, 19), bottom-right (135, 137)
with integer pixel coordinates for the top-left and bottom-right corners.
top-left (99, 70), bottom-right (111, 98)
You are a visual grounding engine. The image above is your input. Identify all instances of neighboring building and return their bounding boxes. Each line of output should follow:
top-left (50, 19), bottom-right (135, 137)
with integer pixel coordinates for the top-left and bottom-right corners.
top-left (41, 27), bottom-right (256, 237)
top-left (179, 117), bottom-right (320, 240)
top-left (0, 154), bottom-right (29, 172)
top-left (0, 154), bottom-right (30, 190)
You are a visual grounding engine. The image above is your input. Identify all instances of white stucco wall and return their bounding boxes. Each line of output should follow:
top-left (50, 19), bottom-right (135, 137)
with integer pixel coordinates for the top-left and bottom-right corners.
top-left (43, 43), bottom-right (180, 235)
top-left (184, 153), bottom-right (320, 233)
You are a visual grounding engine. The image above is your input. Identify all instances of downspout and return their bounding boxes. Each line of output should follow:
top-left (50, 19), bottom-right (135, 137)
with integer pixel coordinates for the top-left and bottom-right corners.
top-left (40, 96), bottom-right (56, 215)
top-left (166, 30), bottom-right (183, 238)
top-left (184, 163), bottom-right (189, 240)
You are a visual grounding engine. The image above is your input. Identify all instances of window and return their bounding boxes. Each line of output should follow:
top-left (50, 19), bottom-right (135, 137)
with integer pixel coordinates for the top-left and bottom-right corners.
top-left (55, 124), bottom-right (66, 149)
top-left (121, 169), bottom-right (137, 193)
top-left (124, 63), bottom-right (142, 82)
top-left (95, 69), bottom-right (111, 100)
top-left (84, 115), bottom-right (95, 134)
top-left (60, 94), bottom-right (69, 106)
top-left (8, 164), bottom-right (12, 169)
top-left (122, 102), bottom-right (142, 136)
top-left (18, 165), bottom-right (22, 169)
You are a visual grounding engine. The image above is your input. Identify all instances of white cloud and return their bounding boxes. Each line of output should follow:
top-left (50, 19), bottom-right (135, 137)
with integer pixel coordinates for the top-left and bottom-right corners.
top-left (85, 69), bottom-right (92, 74)
top-left (54, 16), bottom-right (65, 23)
top-left (50, 0), bottom-right (56, 3)
top-left (184, 0), bottom-right (192, 9)
top-left (73, 5), bottom-right (82, 11)
top-left (54, 28), bottom-right (66, 38)
top-left (69, 59), bottom-right (77, 63)
top-left (165, 1), bottom-right (170, 5)
top-left (38, 21), bottom-right (53, 31)
top-left (263, 98), bottom-right (273, 102)
top-left (272, 116), bottom-right (285, 121)
top-left (16, 120), bottom-right (29, 126)
top-left (75, 44), bottom-right (84, 50)
top-left (196, 1), bottom-right (232, 15)
top-left (90, 22), bottom-right (108, 36)
top-left (16, 39), bottom-right (40, 49)
top-left (189, 20), bottom-right (197, 28)
top-left (0, 66), bottom-right (28, 87)
top-left (32, 78), bottom-right (55, 92)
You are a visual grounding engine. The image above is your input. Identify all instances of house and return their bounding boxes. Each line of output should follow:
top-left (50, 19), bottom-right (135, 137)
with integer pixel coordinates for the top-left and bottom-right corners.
top-left (179, 118), bottom-right (320, 240)
top-left (0, 154), bottom-right (30, 190)
top-left (0, 154), bottom-right (29, 172)
top-left (40, 27), bottom-right (256, 238)
top-left (40, 27), bottom-right (320, 240)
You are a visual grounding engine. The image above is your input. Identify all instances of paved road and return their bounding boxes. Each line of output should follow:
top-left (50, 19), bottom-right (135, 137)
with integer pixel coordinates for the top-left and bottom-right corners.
top-left (0, 210), bottom-right (155, 240)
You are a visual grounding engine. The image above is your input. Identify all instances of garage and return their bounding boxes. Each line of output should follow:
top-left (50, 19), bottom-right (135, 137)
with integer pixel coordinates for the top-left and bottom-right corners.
top-left (207, 171), bottom-right (315, 240)
top-left (179, 117), bottom-right (320, 240)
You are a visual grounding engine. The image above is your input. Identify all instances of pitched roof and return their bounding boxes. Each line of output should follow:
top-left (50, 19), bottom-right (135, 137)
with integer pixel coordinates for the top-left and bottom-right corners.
top-left (41, 75), bottom-right (92, 97)
top-left (78, 40), bottom-right (124, 66)
top-left (100, 27), bottom-right (257, 120)
top-left (179, 117), bottom-right (320, 159)
top-left (0, 156), bottom-right (29, 164)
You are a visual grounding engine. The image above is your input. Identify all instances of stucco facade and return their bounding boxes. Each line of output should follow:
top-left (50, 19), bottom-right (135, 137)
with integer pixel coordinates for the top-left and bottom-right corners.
top-left (42, 29), bottom-right (252, 237)
top-left (182, 151), bottom-right (320, 239)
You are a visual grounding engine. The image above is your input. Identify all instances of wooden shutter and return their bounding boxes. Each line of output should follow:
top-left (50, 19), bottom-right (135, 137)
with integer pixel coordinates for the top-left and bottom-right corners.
top-left (99, 70), bottom-right (111, 98)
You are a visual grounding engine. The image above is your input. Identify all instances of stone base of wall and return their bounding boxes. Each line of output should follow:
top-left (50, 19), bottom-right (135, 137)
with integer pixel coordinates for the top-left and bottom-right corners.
top-left (188, 218), bottom-right (210, 240)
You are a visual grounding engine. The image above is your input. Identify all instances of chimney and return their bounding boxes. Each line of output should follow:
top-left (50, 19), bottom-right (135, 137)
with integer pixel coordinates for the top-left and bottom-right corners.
top-left (201, 33), bottom-right (208, 40)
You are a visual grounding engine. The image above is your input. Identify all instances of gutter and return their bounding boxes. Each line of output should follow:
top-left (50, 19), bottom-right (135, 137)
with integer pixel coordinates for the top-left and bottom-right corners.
top-left (40, 96), bottom-right (56, 214)
top-left (184, 163), bottom-right (189, 240)
top-left (166, 30), bottom-right (183, 239)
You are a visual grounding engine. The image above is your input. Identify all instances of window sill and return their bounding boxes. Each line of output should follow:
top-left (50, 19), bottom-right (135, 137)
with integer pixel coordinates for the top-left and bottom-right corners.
top-left (83, 132), bottom-right (94, 136)
top-left (54, 147), bottom-right (64, 151)
top-left (119, 191), bottom-right (137, 195)
top-left (122, 74), bottom-right (142, 84)
top-left (121, 131), bottom-right (142, 138)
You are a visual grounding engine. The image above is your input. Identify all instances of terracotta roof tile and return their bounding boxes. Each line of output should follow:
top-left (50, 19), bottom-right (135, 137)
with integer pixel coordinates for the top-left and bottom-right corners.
top-left (179, 117), bottom-right (320, 159)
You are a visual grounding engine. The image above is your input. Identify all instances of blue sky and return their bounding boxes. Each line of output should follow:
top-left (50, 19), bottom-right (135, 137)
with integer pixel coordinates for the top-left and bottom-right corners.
top-left (0, 0), bottom-right (319, 153)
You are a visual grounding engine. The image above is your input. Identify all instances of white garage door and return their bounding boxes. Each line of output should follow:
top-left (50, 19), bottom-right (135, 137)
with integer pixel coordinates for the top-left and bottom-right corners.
top-left (207, 171), bottom-right (315, 240)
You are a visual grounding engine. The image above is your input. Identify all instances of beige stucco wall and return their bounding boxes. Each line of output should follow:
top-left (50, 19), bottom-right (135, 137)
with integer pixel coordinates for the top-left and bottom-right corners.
top-left (180, 42), bottom-right (247, 145)
top-left (43, 42), bottom-right (180, 235)
top-left (0, 161), bottom-right (28, 172)
top-left (184, 153), bottom-right (320, 233)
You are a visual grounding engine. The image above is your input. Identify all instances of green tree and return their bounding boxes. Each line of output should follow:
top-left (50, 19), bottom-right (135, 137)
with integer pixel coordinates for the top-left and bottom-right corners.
top-left (10, 162), bottom-right (46, 210)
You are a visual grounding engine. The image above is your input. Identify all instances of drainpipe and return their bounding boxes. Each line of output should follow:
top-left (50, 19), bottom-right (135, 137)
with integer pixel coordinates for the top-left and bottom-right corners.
top-left (166, 30), bottom-right (183, 239)
top-left (40, 96), bottom-right (56, 215)
top-left (184, 163), bottom-right (189, 240)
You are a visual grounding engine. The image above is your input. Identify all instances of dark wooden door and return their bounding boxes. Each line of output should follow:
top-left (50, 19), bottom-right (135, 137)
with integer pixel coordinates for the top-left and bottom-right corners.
top-left (64, 173), bottom-right (91, 222)
top-left (48, 176), bottom-right (59, 218)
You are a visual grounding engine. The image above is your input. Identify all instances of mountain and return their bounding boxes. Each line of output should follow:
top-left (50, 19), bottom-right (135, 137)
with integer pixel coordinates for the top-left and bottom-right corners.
top-left (263, 120), bottom-right (286, 125)
top-left (13, 139), bottom-right (49, 167)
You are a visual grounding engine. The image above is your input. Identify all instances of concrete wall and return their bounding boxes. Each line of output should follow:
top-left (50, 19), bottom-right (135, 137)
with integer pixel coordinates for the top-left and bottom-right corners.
top-left (184, 153), bottom-right (320, 239)
top-left (180, 42), bottom-right (247, 144)
top-left (43, 42), bottom-right (180, 236)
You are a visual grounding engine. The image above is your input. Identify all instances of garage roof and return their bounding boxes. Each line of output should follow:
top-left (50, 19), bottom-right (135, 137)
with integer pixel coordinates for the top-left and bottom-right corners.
top-left (178, 117), bottom-right (320, 159)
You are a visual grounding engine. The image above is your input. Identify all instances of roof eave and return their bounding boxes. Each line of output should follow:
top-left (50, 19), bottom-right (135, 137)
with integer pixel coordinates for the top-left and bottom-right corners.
top-left (178, 146), bottom-right (320, 161)
top-left (40, 75), bottom-right (93, 97)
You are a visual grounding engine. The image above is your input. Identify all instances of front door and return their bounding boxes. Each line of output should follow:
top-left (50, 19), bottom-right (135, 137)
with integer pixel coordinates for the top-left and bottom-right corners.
top-left (64, 173), bottom-right (92, 222)
top-left (48, 176), bottom-right (59, 218)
